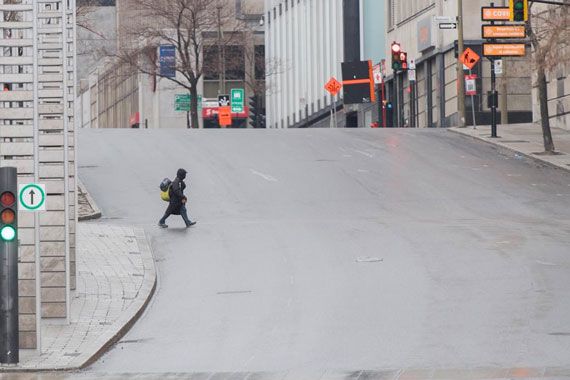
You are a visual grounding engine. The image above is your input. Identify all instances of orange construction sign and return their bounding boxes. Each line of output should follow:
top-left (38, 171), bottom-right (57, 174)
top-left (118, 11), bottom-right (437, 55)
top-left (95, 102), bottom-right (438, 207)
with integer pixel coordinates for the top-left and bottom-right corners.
top-left (481, 7), bottom-right (511, 21)
top-left (218, 106), bottom-right (232, 127)
top-left (459, 48), bottom-right (480, 70)
top-left (482, 25), bottom-right (526, 39)
top-left (483, 43), bottom-right (526, 57)
top-left (324, 77), bottom-right (342, 96)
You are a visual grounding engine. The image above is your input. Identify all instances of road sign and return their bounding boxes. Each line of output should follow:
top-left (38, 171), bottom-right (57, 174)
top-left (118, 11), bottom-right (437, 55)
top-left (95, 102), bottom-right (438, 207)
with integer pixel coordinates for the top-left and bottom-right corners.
top-left (218, 106), bottom-right (232, 127)
top-left (482, 25), bottom-right (526, 39)
top-left (433, 16), bottom-right (455, 23)
top-left (231, 89), bottom-right (245, 113)
top-left (494, 59), bottom-right (504, 75)
top-left (373, 65), bottom-right (382, 84)
top-left (409, 69), bottom-right (416, 82)
top-left (481, 7), bottom-right (511, 21)
top-left (19, 183), bottom-right (46, 211)
top-left (439, 23), bottom-right (457, 30)
top-left (325, 77), bottom-right (342, 96)
top-left (218, 95), bottom-right (230, 107)
top-left (465, 74), bottom-right (477, 96)
top-left (483, 43), bottom-right (526, 57)
top-left (175, 94), bottom-right (190, 112)
top-left (159, 45), bottom-right (176, 78)
top-left (459, 48), bottom-right (481, 70)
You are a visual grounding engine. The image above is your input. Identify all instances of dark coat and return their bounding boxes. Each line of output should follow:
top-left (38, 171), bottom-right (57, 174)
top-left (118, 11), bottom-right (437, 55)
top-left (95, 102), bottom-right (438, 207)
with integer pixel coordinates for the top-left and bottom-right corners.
top-left (165, 169), bottom-right (187, 215)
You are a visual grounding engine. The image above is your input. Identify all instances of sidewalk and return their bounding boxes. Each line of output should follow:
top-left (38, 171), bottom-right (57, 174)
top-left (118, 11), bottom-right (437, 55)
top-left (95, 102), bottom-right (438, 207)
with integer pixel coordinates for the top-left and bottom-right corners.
top-left (450, 123), bottom-right (570, 172)
top-left (1, 223), bottom-right (156, 371)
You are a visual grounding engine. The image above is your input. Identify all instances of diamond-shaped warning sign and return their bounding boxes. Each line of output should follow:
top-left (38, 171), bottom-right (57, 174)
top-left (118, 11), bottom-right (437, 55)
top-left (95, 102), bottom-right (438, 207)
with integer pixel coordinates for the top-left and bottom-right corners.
top-left (459, 48), bottom-right (480, 70)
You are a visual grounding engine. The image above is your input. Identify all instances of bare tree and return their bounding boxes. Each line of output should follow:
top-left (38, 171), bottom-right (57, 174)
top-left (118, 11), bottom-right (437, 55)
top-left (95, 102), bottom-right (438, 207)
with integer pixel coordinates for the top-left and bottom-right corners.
top-left (527, 1), bottom-right (570, 153)
top-left (113, 0), bottom-right (245, 128)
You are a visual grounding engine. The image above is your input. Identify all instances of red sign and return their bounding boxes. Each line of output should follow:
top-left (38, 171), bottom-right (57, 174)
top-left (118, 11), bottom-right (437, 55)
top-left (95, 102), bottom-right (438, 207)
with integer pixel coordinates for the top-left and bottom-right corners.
top-left (324, 77), bottom-right (342, 96)
top-left (465, 74), bottom-right (477, 96)
top-left (459, 48), bottom-right (481, 70)
top-left (202, 107), bottom-right (249, 119)
top-left (218, 106), bottom-right (232, 127)
top-left (481, 7), bottom-right (511, 21)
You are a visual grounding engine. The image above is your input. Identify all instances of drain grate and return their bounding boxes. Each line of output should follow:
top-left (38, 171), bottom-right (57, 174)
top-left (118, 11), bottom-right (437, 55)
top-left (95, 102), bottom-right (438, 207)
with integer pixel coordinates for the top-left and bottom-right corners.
top-left (501, 140), bottom-right (530, 143)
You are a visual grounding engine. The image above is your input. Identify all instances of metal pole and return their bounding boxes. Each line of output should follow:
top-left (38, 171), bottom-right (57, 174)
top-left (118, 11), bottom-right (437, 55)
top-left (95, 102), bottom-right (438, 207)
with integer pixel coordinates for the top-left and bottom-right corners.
top-left (32, 0), bottom-right (41, 352)
top-left (330, 94), bottom-right (334, 128)
top-left (500, 0), bottom-right (509, 126)
top-left (381, 77), bottom-right (387, 128)
top-left (395, 72), bottom-right (400, 128)
top-left (0, 167), bottom-right (19, 364)
top-left (469, 69), bottom-right (477, 129)
top-left (491, 58), bottom-right (498, 137)
top-left (457, 0), bottom-right (466, 127)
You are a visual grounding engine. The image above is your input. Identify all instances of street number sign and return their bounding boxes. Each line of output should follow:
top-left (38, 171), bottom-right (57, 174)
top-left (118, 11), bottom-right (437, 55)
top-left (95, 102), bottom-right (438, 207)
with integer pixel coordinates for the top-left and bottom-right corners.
top-left (483, 43), bottom-right (526, 57)
top-left (481, 7), bottom-right (511, 21)
top-left (482, 25), bottom-right (526, 39)
top-left (230, 89), bottom-right (245, 113)
top-left (459, 48), bottom-right (481, 70)
top-left (324, 77), bottom-right (342, 96)
top-left (19, 183), bottom-right (46, 212)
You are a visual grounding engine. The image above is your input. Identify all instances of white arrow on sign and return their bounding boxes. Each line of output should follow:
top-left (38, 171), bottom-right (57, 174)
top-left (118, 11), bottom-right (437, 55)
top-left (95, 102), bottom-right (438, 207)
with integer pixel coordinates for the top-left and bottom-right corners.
top-left (439, 23), bottom-right (457, 30)
top-left (19, 183), bottom-right (46, 212)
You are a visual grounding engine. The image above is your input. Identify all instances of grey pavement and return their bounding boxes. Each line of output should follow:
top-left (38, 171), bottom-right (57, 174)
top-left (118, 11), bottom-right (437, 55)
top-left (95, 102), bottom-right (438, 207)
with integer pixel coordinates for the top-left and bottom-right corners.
top-left (78, 181), bottom-right (102, 221)
top-left (450, 123), bottom-right (570, 172)
top-left (2, 224), bottom-right (156, 371)
top-left (77, 128), bottom-right (570, 376)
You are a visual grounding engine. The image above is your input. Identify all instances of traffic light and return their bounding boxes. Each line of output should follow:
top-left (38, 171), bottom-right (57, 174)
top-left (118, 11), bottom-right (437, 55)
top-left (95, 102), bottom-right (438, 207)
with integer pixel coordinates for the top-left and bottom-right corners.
top-left (510, 0), bottom-right (528, 22)
top-left (391, 42), bottom-right (402, 71)
top-left (400, 52), bottom-right (408, 71)
top-left (249, 95), bottom-right (260, 128)
top-left (0, 169), bottom-right (17, 242)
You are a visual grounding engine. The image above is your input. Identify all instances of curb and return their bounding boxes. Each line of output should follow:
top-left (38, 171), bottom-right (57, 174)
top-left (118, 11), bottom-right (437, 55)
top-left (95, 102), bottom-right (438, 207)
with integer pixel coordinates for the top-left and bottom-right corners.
top-left (448, 128), bottom-right (570, 173)
top-left (0, 227), bottom-right (158, 372)
top-left (78, 180), bottom-right (102, 221)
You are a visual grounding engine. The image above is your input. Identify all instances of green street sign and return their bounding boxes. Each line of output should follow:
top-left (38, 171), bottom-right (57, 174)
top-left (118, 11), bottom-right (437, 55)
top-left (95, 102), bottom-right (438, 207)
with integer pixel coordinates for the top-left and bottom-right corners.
top-left (175, 94), bottom-right (202, 112)
top-left (231, 88), bottom-right (245, 113)
top-left (19, 183), bottom-right (46, 211)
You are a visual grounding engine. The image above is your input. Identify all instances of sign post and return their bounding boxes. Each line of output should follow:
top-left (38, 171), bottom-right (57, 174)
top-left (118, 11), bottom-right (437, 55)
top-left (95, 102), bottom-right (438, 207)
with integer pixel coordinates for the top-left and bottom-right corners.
top-left (0, 167), bottom-right (19, 364)
top-left (465, 73), bottom-right (478, 129)
top-left (325, 77), bottom-right (342, 128)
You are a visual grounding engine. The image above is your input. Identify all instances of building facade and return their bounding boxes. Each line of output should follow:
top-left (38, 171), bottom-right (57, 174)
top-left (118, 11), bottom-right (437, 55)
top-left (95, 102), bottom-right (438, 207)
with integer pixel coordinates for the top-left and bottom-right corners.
top-left (77, 0), bottom-right (264, 129)
top-left (385, 0), bottom-right (533, 128)
top-left (0, 0), bottom-right (77, 349)
top-left (264, 0), bottom-right (386, 129)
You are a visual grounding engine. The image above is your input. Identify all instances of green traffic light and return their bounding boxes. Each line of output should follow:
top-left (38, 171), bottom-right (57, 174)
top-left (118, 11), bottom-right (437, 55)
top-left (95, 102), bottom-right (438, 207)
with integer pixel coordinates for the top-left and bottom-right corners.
top-left (514, 2), bottom-right (524, 9)
top-left (0, 225), bottom-right (16, 242)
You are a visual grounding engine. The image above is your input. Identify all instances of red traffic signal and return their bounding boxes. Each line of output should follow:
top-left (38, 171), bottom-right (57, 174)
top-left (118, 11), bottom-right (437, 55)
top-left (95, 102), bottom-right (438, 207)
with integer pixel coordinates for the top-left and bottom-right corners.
top-left (1, 209), bottom-right (14, 224)
top-left (391, 42), bottom-right (402, 71)
top-left (0, 192), bottom-right (15, 207)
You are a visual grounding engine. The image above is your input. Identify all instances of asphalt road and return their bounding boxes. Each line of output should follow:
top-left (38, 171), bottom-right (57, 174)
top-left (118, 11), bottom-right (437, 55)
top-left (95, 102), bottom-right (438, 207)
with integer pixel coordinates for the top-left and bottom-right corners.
top-left (76, 128), bottom-right (570, 376)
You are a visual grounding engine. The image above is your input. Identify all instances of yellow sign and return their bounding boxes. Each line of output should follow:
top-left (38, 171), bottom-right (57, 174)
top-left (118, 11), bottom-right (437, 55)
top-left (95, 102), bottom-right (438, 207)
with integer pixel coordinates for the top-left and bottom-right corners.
top-left (482, 25), bottom-right (526, 39)
top-left (483, 43), bottom-right (526, 57)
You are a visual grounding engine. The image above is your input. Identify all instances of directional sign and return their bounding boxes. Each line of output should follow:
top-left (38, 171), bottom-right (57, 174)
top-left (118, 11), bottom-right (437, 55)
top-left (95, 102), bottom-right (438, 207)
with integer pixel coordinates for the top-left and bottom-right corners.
top-left (231, 88), bottom-right (245, 113)
top-left (483, 43), bottom-right (526, 57)
top-left (481, 7), bottom-right (511, 21)
top-left (218, 95), bottom-right (230, 107)
top-left (175, 94), bottom-right (190, 112)
top-left (324, 77), bottom-right (342, 96)
top-left (439, 22), bottom-right (457, 30)
top-left (19, 183), bottom-right (46, 212)
top-left (482, 25), bottom-right (526, 39)
top-left (459, 48), bottom-right (481, 70)
top-left (434, 16), bottom-right (455, 23)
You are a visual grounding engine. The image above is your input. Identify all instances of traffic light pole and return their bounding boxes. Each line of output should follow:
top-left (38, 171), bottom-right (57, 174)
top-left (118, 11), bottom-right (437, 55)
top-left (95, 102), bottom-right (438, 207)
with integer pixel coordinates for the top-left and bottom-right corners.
top-left (491, 57), bottom-right (498, 138)
top-left (0, 167), bottom-right (19, 364)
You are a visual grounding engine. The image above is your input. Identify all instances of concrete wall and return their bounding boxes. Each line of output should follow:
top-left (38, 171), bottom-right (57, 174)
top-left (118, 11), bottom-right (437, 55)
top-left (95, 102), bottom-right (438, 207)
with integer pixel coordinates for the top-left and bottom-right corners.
top-left (0, 0), bottom-right (77, 349)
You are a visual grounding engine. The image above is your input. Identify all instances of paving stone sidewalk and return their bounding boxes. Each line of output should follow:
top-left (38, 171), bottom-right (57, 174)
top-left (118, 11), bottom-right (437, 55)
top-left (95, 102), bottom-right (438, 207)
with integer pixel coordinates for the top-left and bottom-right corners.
top-left (2, 224), bottom-right (156, 371)
top-left (450, 123), bottom-right (570, 172)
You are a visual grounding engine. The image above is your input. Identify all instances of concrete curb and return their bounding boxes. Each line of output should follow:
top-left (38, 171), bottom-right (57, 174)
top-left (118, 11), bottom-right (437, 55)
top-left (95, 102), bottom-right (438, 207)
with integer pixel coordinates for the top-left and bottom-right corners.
top-left (0, 227), bottom-right (157, 372)
top-left (78, 180), bottom-right (102, 221)
top-left (78, 227), bottom-right (157, 370)
top-left (449, 127), bottom-right (570, 173)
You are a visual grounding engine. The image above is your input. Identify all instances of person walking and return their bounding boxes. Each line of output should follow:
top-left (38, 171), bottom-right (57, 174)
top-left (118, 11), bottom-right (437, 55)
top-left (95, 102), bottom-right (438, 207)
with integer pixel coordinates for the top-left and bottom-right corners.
top-left (158, 168), bottom-right (196, 228)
